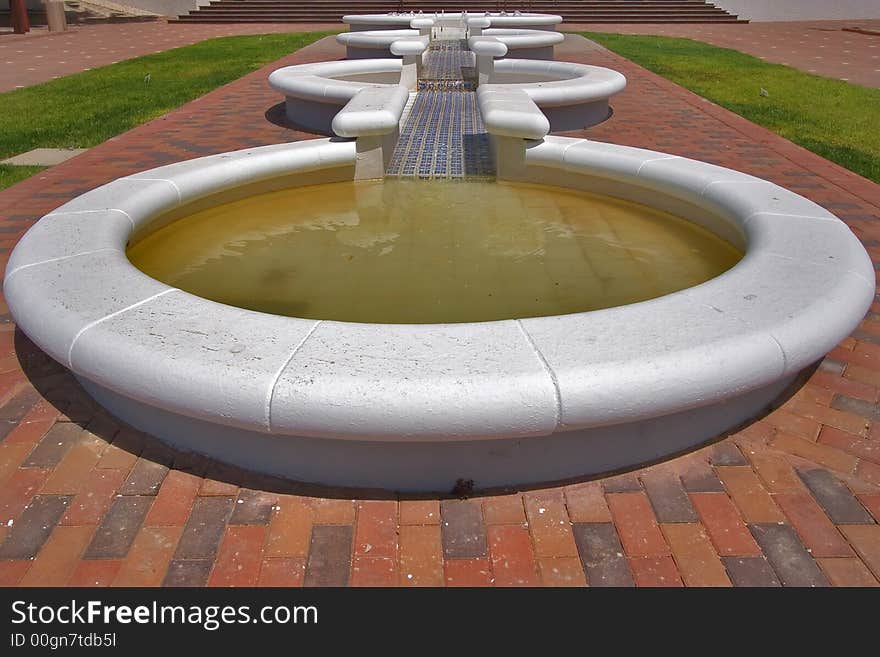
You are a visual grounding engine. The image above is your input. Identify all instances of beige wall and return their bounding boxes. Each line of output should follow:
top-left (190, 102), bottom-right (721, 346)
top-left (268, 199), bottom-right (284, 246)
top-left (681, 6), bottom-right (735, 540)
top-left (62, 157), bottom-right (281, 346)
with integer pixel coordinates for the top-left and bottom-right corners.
top-left (715, 0), bottom-right (880, 21)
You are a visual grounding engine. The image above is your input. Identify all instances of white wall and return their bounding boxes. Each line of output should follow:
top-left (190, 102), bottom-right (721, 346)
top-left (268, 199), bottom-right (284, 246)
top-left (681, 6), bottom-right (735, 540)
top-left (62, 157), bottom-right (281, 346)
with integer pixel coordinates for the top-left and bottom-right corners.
top-left (715, 0), bottom-right (880, 22)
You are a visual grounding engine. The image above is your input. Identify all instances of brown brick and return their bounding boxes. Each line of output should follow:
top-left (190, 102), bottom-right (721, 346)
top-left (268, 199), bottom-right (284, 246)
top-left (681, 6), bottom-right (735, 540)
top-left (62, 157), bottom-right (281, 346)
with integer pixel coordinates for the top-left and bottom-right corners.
top-left (351, 556), bottom-right (396, 587)
top-left (303, 524), bottom-right (352, 587)
top-left (0, 443), bottom-right (33, 487)
top-left (96, 428), bottom-right (142, 471)
top-left (0, 467), bottom-right (50, 523)
top-left (831, 393), bottom-right (880, 421)
top-left (857, 492), bottom-right (880, 522)
top-left (661, 523), bottom-right (731, 587)
top-left (258, 557), bottom-right (305, 587)
top-left (162, 559), bottom-right (212, 587)
top-left (208, 525), bottom-right (266, 587)
top-left (0, 387), bottom-right (40, 422)
top-left (441, 498), bottom-right (487, 559)
top-left (708, 443), bottom-right (747, 466)
top-left (796, 468), bottom-right (874, 524)
top-left (602, 473), bottom-right (641, 493)
top-left (173, 496), bottom-right (234, 560)
top-left (749, 523), bottom-right (829, 587)
top-left (230, 488), bottom-right (277, 525)
top-left (84, 495), bottom-right (152, 559)
top-left (681, 465), bottom-right (726, 493)
top-left (839, 525), bottom-right (880, 579)
top-left (0, 495), bottom-right (71, 559)
top-left (717, 466), bottom-right (784, 523)
top-left (444, 557), bottom-right (494, 587)
top-left (722, 556), bottom-right (781, 587)
top-left (857, 459), bottom-right (880, 486)
top-left (199, 464), bottom-right (241, 497)
top-left (114, 526), bottom-right (182, 586)
top-left (524, 491), bottom-right (577, 558)
top-left (818, 426), bottom-right (880, 464)
top-left (60, 468), bottom-right (126, 526)
top-left (772, 433), bottom-right (858, 474)
top-left (310, 498), bottom-right (356, 525)
top-left (690, 493), bottom-right (761, 556)
top-left (0, 559), bottom-right (31, 586)
top-left (481, 494), bottom-right (525, 525)
top-left (538, 557), bottom-right (587, 587)
top-left (20, 525), bottom-right (93, 586)
top-left (564, 482), bottom-right (611, 523)
top-left (766, 409), bottom-right (820, 441)
top-left (607, 492), bottom-right (668, 558)
top-left (748, 452), bottom-right (805, 493)
top-left (641, 473), bottom-right (697, 523)
top-left (629, 556), bottom-right (683, 587)
top-left (488, 524), bottom-right (540, 587)
top-left (266, 496), bottom-right (312, 558)
top-left (2, 417), bottom-right (54, 448)
top-left (399, 500), bottom-right (439, 525)
top-left (774, 492), bottom-right (853, 557)
top-left (118, 455), bottom-right (169, 496)
top-left (23, 422), bottom-right (81, 467)
top-left (144, 469), bottom-right (201, 526)
top-left (40, 433), bottom-right (107, 495)
top-left (818, 557), bottom-right (879, 587)
top-left (68, 560), bottom-right (121, 587)
top-left (572, 523), bottom-right (634, 587)
top-left (399, 525), bottom-right (443, 587)
top-left (788, 399), bottom-right (869, 437)
top-left (353, 500), bottom-right (397, 559)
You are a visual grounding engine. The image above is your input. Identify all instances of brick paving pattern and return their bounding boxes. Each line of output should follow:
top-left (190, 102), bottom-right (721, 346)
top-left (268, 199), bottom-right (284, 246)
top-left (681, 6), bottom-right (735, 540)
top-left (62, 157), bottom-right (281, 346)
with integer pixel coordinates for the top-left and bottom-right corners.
top-left (567, 19), bottom-right (880, 88)
top-left (0, 34), bottom-right (879, 586)
top-left (0, 20), bottom-right (341, 93)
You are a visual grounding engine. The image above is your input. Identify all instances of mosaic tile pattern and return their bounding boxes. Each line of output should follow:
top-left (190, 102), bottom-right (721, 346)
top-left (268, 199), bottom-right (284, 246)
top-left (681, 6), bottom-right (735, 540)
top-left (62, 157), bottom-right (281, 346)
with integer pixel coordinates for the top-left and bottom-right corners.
top-left (420, 40), bottom-right (476, 89)
top-left (386, 91), bottom-right (494, 179)
top-left (388, 39), bottom-right (490, 179)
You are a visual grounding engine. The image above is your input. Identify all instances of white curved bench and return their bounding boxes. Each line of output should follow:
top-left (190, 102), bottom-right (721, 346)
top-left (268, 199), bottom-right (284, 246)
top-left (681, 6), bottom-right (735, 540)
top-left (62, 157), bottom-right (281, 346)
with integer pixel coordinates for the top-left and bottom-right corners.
top-left (478, 58), bottom-right (627, 132)
top-left (336, 29), bottom-right (429, 60)
top-left (267, 59), bottom-right (405, 135)
top-left (480, 28), bottom-right (564, 60)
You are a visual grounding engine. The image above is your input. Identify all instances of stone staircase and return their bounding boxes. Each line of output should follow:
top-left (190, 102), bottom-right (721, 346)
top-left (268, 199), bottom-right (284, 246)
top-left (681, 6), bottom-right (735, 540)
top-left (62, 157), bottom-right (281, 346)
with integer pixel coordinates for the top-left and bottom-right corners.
top-left (1, 0), bottom-right (160, 27)
top-left (171, 1), bottom-right (746, 24)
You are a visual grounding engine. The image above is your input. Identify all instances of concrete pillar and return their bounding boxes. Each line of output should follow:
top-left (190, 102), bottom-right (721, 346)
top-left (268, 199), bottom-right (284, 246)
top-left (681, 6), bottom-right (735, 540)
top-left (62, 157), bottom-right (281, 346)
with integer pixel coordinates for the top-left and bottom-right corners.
top-left (354, 131), bottom-right (399, 181)
top-left (476, 54), bottom-right (495, 86)
top-left (400, 54), bottom-right (420, 91)
top-left (491, 135), bottom-right (527, 181)
top-left (45, 0), bottom-right (67, 32)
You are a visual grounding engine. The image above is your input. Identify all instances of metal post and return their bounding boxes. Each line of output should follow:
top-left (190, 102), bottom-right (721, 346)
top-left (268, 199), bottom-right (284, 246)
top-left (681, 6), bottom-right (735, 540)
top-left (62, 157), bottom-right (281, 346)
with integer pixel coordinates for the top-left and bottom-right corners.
top-left (10, 0), bottom-right (31, 34)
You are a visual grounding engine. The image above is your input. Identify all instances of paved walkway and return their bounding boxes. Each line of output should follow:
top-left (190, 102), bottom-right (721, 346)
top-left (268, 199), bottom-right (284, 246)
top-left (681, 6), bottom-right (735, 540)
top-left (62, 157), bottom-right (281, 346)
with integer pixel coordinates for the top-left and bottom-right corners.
top-left (0, 35), bottom-right (879, 587)
top-left (0, 20), bottom-right (342, 92)
top-left (567, 20), bottom-right (880, 88)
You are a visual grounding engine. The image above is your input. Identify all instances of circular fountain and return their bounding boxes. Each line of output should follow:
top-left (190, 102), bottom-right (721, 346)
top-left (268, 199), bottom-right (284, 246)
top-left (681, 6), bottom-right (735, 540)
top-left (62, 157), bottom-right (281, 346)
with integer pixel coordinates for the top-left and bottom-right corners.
top-left (5, 14), bottom-right (874, 492)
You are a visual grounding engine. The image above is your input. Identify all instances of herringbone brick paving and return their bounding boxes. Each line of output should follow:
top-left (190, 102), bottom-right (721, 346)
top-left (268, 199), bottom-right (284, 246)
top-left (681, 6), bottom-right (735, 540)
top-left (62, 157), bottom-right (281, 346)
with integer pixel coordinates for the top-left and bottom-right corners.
top-left (1, 34), bottom-right (879, 587)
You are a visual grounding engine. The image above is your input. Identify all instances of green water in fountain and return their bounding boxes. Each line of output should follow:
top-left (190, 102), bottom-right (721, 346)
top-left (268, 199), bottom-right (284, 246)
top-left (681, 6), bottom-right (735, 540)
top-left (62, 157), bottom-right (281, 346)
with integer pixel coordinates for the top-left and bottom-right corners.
top-left (128, 179), bottom-right (742, 324)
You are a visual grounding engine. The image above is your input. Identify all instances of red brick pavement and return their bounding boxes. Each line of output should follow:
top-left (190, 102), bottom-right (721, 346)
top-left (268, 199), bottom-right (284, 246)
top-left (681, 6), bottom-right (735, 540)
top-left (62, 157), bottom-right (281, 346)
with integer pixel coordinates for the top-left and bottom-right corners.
top-left (0, 19), bottom-right (342, 92)
top-left (567, 19), bottom-right (880, 88)
top-left (0, 34), bottom-right (879, 586)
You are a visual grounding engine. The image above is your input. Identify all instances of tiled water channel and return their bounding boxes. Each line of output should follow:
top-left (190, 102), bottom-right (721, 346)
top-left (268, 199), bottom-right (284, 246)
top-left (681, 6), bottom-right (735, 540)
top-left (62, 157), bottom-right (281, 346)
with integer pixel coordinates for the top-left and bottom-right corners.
top-left (386, 40), bottom-right (494, 179)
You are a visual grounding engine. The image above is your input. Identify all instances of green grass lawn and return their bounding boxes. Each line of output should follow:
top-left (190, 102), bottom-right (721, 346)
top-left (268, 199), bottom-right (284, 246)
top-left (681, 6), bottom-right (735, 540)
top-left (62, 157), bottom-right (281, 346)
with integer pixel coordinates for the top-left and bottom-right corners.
top-left (581, 32), bottom-right (880, 184)
top-left (0, 31), bottom-right (333, 190)
top-left (0, 164), bottom-right (45, 190)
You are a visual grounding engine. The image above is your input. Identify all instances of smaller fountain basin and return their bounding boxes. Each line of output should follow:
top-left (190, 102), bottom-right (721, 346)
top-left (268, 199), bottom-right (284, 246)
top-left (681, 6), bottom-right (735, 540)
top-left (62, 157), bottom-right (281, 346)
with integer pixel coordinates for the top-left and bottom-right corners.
top-left (343, 12), bottom-right (563, 32)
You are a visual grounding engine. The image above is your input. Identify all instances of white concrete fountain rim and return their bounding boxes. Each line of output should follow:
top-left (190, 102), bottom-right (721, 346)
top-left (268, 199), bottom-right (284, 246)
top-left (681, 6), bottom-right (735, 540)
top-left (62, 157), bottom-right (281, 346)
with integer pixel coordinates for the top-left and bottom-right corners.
top-left (3, 137), bottom-right (874, 445)
top-left (343, 12), bottom-right (563, 29)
